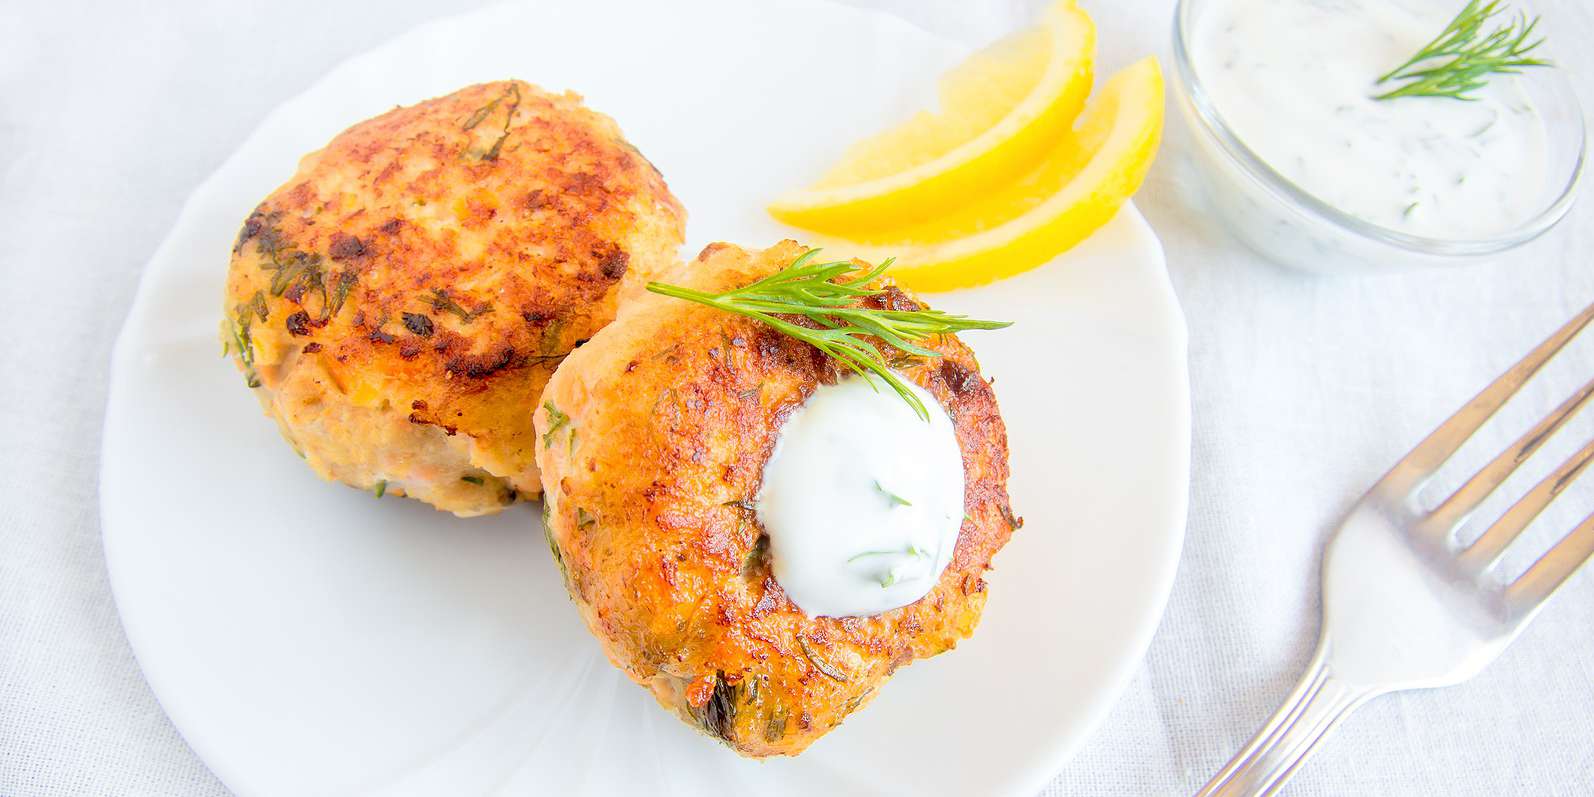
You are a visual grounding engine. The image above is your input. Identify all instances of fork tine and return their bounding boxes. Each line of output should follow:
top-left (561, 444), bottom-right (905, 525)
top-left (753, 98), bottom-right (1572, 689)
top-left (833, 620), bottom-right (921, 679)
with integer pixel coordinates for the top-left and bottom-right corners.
top-left (1424, 376), bottom-right (1594, 536)
top-left (1382, 301), bottom-right (1594, 496)
top-left (1506, 510), bottom-right (1594, 610)
top-left (1458, 437), bottom-right (1594, 570)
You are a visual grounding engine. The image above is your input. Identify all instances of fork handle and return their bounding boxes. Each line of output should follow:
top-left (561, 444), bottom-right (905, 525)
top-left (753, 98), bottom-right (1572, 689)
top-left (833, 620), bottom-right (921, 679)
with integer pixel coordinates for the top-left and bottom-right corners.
top-left (1196, 644), bottom-right (1376, 796)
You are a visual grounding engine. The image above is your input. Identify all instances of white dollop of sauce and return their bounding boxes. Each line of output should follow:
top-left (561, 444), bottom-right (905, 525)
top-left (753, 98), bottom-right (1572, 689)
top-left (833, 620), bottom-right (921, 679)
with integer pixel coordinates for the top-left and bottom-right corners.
top-left (756, 376), bottom-right (965, 618)
top-left (1193, 0), bottom-right (1549, 238)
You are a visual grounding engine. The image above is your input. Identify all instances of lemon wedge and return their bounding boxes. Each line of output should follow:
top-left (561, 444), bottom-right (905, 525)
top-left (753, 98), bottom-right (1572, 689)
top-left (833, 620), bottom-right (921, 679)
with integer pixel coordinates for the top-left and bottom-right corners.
top-left (767, 0), bottom-right (1096, 235)
top-left (816, 58), bottom-right (1164, 292)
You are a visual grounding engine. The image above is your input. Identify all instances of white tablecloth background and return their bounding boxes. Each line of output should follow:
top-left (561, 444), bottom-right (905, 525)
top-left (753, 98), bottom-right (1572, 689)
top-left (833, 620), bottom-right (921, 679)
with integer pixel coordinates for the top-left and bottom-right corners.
top-left (4, 0), bottom-right (1592, 794)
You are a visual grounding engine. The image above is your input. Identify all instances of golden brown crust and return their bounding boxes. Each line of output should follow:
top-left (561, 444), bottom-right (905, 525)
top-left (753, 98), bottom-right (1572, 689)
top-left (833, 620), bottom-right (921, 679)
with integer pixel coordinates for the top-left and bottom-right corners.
top-left (223, 80), bottom-right (685, 515)
top-left (535, 241), bottom-right (1016, 755)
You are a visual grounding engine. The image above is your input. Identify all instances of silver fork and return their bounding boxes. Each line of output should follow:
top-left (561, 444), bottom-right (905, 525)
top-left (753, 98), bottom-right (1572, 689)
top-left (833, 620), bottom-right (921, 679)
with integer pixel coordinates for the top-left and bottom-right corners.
top-left (1197, 302), bottom-right (1594, 796)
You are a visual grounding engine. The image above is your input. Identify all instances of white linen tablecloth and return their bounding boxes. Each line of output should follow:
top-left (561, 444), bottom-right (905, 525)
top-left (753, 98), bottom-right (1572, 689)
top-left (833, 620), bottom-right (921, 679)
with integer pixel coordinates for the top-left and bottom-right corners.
top-left (3, 0), bottom-right (1592, 794)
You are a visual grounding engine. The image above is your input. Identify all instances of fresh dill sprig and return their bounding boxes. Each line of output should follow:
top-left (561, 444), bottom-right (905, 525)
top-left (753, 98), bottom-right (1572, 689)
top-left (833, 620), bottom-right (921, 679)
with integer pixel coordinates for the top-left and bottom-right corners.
top-left (227, 291), bottom-right (267, 388)
top-left (541, 400), bottom-right (570, 447)
top-left (848, 544), bottom-right (930, 587)
top-left (872, 480), bottom-right (913, 507)
top-left (646, 249), bottom-right (1011, 421)
top-left (422, 288), bottom-right (493, 323)
top-left (461, 83), bottom-right (522, 161)
top-left (796, 636), bottom-right (848, 682)
top-left (1374, 0), bottom-right (1550, 102)
top-left (847, 546), bottom-right (923, 564)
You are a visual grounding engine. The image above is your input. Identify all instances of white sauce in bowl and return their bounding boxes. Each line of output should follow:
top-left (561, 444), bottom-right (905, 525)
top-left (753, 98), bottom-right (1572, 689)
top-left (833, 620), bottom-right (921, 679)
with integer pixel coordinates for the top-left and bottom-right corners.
top-left (1192, 0), bottom-right (1550, 238)
top-left (756, 376), bottom-right (964, 618)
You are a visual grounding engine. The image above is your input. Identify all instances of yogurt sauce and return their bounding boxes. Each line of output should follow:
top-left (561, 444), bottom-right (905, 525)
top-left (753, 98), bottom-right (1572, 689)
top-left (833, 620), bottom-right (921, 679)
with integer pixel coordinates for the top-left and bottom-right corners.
top-left (756, 376), bottom-right (964, 618)
top-left (1193, 0), bottom-right (1549, 238)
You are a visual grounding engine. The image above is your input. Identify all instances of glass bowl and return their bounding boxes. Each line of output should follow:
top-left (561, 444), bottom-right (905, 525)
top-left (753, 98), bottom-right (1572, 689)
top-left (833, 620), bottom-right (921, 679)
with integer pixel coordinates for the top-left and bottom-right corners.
top-left (1170, 0), bottom-right (1587, 274)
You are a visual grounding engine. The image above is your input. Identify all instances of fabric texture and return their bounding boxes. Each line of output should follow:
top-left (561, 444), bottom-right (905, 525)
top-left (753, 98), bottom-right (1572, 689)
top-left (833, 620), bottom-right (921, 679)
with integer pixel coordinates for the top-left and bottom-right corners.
top-left (2, 0), bottom-right (1592, 794)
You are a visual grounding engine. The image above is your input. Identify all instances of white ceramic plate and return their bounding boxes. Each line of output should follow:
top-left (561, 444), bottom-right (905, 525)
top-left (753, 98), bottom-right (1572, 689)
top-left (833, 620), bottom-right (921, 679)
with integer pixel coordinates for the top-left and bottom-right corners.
top-left (101, 1), bottom-right (1190, 794)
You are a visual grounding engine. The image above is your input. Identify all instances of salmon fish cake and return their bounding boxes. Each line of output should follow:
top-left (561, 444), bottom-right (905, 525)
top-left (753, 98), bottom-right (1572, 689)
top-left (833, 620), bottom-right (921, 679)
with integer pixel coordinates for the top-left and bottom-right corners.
top-left (534, 241), bottom-right (1017, 755)
top-left (222, 80), bottom-right (685, 516)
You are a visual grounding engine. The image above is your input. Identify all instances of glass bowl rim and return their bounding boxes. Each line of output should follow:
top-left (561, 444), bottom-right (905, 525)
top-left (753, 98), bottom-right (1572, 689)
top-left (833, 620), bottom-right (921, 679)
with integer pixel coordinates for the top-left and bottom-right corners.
top-left (1170, 0), bottom-right (1588, 257)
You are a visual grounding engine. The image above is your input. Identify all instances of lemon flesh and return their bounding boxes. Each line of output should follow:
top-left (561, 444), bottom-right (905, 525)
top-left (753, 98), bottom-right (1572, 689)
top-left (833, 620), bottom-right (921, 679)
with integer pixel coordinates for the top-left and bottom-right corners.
top-left (767, 0), bottom-right (1096, 235)
top-left (820, 58), bottom-right (1165, 292)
